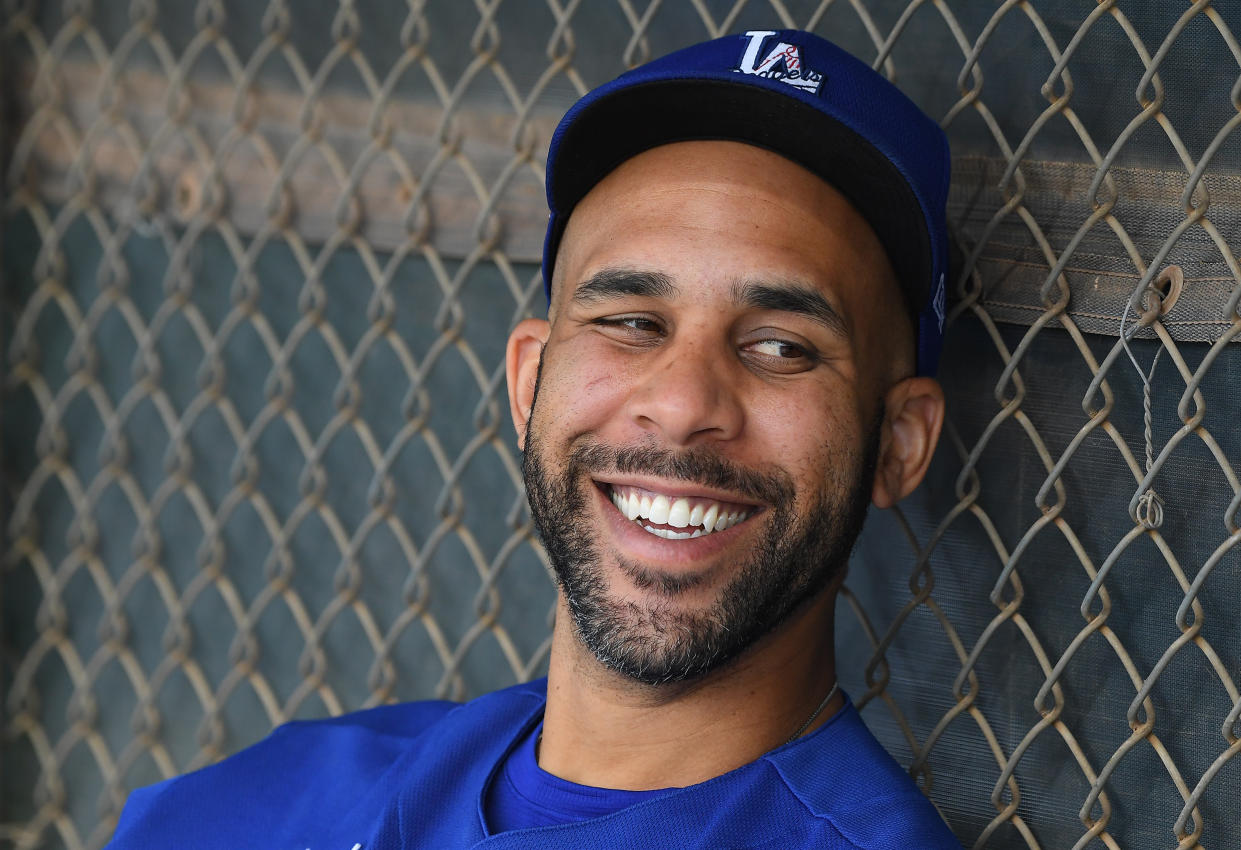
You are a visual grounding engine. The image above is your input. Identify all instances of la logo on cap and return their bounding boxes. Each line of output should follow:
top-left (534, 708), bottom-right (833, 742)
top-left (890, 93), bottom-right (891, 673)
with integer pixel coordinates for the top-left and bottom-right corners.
top-left (734, 30), bottom-right (824, 94)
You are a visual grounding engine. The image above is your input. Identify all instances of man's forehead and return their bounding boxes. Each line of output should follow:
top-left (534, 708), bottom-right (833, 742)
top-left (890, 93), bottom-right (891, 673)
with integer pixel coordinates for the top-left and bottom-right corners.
top-left (553, 142), bottom-right (895, 308)
top-left (573, 141), bottom-right (851, 213)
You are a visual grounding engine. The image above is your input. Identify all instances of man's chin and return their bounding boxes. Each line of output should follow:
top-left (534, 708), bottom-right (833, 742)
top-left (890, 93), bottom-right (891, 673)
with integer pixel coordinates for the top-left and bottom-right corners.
top-left (570, 607), bottom-right (735, 686)
top-left (618, 568), bottom-right (711, 603)
top-left (556, 565), bottom-right (747, 685)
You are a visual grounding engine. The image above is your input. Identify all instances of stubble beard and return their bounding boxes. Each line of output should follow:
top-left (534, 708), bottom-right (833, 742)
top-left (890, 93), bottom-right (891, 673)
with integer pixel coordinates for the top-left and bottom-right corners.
top-left (521, 377), bottom-right (881, 687)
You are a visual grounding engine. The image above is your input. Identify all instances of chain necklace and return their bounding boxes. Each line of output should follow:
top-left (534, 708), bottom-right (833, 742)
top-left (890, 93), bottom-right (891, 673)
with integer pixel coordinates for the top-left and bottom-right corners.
top-left (783, 681), bottom-right (840, 746)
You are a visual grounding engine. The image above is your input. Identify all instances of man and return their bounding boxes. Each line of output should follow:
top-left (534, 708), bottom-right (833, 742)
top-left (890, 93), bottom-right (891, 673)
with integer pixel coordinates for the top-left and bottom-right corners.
top-left (109, 29), bottom-right (960, 848)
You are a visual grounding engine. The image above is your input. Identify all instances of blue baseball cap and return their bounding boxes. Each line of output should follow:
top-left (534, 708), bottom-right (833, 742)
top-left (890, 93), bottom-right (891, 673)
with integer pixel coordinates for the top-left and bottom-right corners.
top-left (541, 29), bottom-right (951, 375)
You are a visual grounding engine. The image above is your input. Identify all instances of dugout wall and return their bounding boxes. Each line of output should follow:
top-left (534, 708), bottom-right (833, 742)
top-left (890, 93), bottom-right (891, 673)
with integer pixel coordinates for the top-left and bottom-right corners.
top-left (2, 2), bottom-right (1240, 848)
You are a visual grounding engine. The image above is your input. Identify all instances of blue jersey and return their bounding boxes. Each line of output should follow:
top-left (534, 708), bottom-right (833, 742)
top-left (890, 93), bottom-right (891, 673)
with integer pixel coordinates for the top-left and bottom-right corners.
top-left (108, 679), bottom-right (961, 848)
top-left (485, 718), bottom-right (673, 831)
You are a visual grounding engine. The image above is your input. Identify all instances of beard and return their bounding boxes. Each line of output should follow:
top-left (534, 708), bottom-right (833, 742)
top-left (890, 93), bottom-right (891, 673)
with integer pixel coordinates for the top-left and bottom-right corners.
top-left (522, 378), bottom-right (881, 686)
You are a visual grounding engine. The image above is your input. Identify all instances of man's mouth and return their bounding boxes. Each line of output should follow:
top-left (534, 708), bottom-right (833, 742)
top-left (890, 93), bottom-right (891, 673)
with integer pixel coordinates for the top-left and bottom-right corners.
top-left (603, 483), bottom-right (756, 540)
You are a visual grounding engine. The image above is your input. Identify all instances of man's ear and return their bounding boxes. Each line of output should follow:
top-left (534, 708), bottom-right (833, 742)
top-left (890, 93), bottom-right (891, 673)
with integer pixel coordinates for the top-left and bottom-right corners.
top-left (506, 318), bottom-right (550, 451)
top-left (871, 377), bottom-right (945, 508)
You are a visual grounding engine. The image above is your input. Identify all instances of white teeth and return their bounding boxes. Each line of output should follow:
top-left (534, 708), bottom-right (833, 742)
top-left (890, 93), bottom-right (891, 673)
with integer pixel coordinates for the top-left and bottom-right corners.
top-left (649, 495), bottom-right (670, 525)
top-left (607, 485), bottom-right (752, 539)
top-left (703, 504), bottom-right (719, 533)
top-left (625, 493), bottom-right (640, 520)
top-left (668, 498), bottom-right (691, 528)
top-left (612, 490), bottom-right (640, 521)
top-left (643, 525), bottom-right (694, 540)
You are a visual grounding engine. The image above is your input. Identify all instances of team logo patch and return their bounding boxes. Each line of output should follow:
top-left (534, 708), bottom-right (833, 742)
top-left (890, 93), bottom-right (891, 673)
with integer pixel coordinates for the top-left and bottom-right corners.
top-left (735, 30), bottom-right (824, 94)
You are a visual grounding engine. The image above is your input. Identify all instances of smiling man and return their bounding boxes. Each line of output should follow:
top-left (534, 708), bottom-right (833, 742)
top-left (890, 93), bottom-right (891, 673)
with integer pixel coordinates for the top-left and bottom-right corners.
top-left (108, 29), bottom-right (961, 850)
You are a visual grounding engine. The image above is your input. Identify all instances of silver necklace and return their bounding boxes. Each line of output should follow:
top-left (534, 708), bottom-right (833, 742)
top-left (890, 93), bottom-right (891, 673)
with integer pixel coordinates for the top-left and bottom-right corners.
top-left (784, 681), bottom-right (840, 746)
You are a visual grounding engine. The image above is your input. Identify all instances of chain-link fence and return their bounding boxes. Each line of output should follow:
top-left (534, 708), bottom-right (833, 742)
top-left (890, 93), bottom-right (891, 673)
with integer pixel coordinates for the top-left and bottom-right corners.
top-left (3, 2), bottom-right (1240, 848)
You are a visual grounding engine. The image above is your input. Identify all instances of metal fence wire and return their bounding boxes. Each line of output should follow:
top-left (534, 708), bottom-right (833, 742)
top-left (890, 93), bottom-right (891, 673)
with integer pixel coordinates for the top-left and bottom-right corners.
top-left (3, 1), bottom-right (1241, 848)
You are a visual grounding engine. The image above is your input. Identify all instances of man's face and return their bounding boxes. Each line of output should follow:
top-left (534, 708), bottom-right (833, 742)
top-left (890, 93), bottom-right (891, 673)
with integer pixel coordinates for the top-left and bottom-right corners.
top-left (517, 141), bottom-right (911, 685)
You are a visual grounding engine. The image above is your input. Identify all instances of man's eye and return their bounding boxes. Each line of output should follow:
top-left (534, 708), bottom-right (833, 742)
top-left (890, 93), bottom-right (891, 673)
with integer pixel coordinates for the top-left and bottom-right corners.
top-left (595, 316), bottom-right (662, 335)
top-left (747, 339), bottom-right (808, 359)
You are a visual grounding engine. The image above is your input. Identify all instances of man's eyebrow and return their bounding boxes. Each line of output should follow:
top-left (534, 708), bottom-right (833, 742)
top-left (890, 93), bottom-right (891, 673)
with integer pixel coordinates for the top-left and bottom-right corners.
top-left (571, 269), bottom-right (678, 303)
top-left (732, 280), bottom-right (851, 338)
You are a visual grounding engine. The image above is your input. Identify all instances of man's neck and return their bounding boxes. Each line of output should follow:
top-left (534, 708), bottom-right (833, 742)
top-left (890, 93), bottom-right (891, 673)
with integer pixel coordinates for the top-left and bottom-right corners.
top-left (537, 593), bottom-right (842, 791)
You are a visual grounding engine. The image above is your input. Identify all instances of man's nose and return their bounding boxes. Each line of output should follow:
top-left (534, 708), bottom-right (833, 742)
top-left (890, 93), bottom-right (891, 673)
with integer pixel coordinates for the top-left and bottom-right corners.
top-left (622, 336), bottom-right (745, 446)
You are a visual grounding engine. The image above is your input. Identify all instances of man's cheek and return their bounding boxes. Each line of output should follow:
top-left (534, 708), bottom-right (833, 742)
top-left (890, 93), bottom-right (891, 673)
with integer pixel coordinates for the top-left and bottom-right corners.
top-left (547, 363), bottom-right (631, 428)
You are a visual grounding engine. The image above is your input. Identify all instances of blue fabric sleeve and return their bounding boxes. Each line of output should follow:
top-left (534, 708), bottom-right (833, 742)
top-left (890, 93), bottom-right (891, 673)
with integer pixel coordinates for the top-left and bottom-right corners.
top-left (106, 699), bottom-right (458, 849)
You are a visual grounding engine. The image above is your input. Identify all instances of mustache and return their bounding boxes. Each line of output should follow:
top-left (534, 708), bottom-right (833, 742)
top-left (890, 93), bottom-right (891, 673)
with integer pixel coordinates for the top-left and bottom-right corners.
top-left (568, 442), bottom-right (793, 506)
